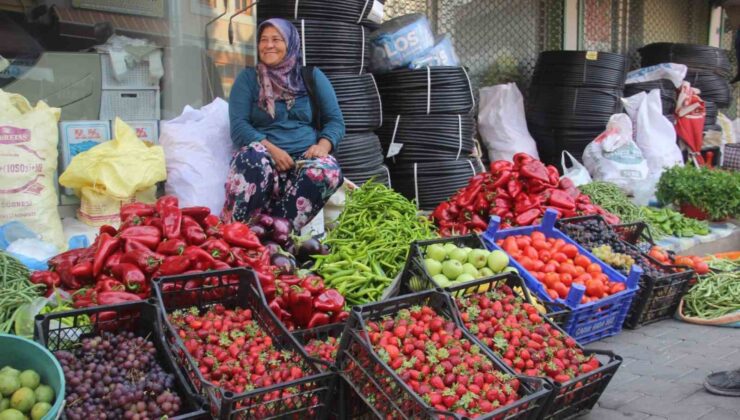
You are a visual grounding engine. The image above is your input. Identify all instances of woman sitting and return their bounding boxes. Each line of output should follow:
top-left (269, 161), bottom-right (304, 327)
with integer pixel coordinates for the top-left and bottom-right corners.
top-left (224, 18), bottom-right (344, 230)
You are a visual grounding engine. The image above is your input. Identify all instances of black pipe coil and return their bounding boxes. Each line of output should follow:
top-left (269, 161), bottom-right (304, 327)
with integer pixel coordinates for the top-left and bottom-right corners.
top-left (324, 73), bottom-right (382, 132)
top-left (257, 0), bottom-right (384, 26)
top-left (704, 101), bottom-right (718, 126)
top-left (375, 67), bottom-right (475, 115)
top-left (684, 70), bottom-right (732, 108)
top-left (531, 50), bottom-right (629, 89)
top-left (344, 165), bottom-right (391, 187)
top-left (376, 114), bottom-right (475, 162)
top-left (389, 159), bottom-right (484, 210)
top-left (639, 43), bottom-right (732, 78)
top-left (258, 19), bottom-right (370, 75)
top-left (335, 131), bottom-right (384, 170)
top-left (624, 79), bottom-right (678, 115)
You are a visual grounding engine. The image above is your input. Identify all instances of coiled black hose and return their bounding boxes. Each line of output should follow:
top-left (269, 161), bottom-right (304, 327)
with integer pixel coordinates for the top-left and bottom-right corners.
top-left (257, 0), bottom-right (384, 26)
top-left (325, 73), bottom-right (382, 132)
top-left (376, 114), bottom-right (475, 162)
top-left (375, 67), bottom-right (476, 115)
top-left (624, 79), bottom-right (678, 115)
top-left (531, 50), bottom-right (629, 89)
top-left (684, 70), bottom-right (732, 107)
top-left (639, 43), bottom-right (732, 78)
top-left (389, 158), bottom-right (484, 210)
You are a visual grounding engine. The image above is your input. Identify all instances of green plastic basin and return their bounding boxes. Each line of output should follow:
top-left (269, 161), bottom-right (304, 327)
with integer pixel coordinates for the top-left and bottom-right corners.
top-left (0, 334), bottom-right (64, 420)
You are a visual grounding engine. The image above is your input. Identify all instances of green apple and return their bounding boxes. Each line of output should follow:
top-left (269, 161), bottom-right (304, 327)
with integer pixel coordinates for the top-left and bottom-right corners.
top-left (425, 258), bottom-right (443, 276)
top-left (479, 267), bottom-right (494, 277)
top-left (449, 247), bottom-right (469, 263)
top-left (503, 266), bottom-right (518, 274)
top-left (432, 274), bottom-right (453, 288)
top-left (487, 250), bottom-right (510, 272)
top-left (467, 249), bottom-right (489, 269)
top-left (462, 263), bottom-right (479, 278)
top-left (456, 273), bottom-right (475, 283)
top-left (442, 260), bottom-right (463, 280)
top-left (443, 243), bottom-right (458, 254)
top-left (426, 244), bottom-right (447, 262)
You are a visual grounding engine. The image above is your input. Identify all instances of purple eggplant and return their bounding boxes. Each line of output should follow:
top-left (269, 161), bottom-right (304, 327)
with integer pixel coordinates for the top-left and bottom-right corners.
top-left (272, 217), bottom-right (292, 235)
top-left (296, 237), bottom-right (323, 264)
top-left (263, 241), bottom-right (282, 256)
top-left (255, 214), bottom-right (275, 229)
top-left (270, 253), bottom-right (296, 274)
top-left (249, 224), bottom-right (267, 239)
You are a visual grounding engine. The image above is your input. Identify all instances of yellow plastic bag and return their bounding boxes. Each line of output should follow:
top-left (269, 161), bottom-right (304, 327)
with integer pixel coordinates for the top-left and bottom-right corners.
top-left (60, 118), bottom-right (166, 226)
top-left (0, 89), bottom-right (65, 250)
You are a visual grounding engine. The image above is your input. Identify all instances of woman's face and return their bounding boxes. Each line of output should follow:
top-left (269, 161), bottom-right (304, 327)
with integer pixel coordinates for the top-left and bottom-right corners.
top-left (259, 26), bottom-right (287, 66)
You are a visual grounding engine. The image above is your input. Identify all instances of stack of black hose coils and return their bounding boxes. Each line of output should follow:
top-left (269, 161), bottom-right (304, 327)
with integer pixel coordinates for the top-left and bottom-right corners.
top-left (639, 43), bottom-right (732, 131)
top-left (258, 0), bottom-right (388, 186)
top-left (374, 66), bottom-right (482, 210)
top-left (624, 79), bottom-right (678, 122)
top-left (526, 50), bottom-right (629, 168)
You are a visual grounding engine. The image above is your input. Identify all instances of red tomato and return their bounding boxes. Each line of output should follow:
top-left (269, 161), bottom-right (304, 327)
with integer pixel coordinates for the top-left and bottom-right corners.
top-left (547, 289), bottom-right (559, 300)
top-left (538, 249), bottom-right (552, 261)
top-left (610, 282), bottom-right (626, 294)
top-left (520, 257), bottom-right (536, 271)
top-left (525, 246), bottom-right (539, 260)
top-left (558, 263), bottom-right (576, 276)
top-left (574, 273), bottom-right (592, 284)
top-left (535, 272), bottom-right (546, 281)
top-left (553, 239), bottom-right (566, 251)
top-left (531, 231), bottom-right (546, 242)
top-left (543, 263), bottom-right (557, 273)
top-left (587, 263), bottom-right (602, 274)
top-left (544, 272), bottom-right (560, 288)
top-left (532, 260), bottom-right (545, 272)
top-left (516, 236), bottom-right (531, 249)
top-left (560, 273), bottom-right (573, 286)
top-left (554, 282), bottom-right (569, 299)
top-left (553, 253), bottom-right (568, 263)
top-left (533, 240), bottom-right (549, 251)
top-left (561, 244), bottom-right (578, 259)
top-left (574, 255), bottom-right (591, 268)
top-left (574, 266), bottom-right (586, 275)
top-left (586, 280), bottom-right (604, 297)
top-left (503, 237), bottom-right (519, 253)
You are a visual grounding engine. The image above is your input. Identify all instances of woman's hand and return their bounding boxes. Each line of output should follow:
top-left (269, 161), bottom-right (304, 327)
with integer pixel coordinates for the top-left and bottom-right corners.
top-left (304, 138), bottom-right (333, 159)
top-left (261, 139), bottom-right (294, 171)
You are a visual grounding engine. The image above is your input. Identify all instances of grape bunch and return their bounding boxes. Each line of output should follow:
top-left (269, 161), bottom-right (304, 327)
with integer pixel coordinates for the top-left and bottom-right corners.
top-left (55, 332), bottom-right (182, 420)
top-left (560, 220), bottom-right (667, 278)
top-left (592, 245), bottom-right (636, 271)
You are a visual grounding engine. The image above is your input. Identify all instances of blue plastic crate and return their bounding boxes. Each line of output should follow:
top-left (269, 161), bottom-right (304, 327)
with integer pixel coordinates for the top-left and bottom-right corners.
top-left (481, 209), bottom-right (641, 344)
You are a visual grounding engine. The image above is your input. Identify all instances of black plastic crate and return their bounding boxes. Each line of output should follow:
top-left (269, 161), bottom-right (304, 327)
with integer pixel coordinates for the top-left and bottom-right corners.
top-left (153, 267), bottom-right (334, 419)
top-left (336, 289), bottom-right (553, 420)
top-left (33, 300), bottom-right (208, 419)
top-left (390, 234), bottom-right (571, 327)
top-left (557, 216), bottom-right (695, 328)
top-left (445, 273), bottom-right (623, 420)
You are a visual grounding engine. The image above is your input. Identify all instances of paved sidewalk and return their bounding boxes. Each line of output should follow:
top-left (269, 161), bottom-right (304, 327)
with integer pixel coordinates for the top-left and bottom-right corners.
top-left (582, 320), bottom-right (740, 420)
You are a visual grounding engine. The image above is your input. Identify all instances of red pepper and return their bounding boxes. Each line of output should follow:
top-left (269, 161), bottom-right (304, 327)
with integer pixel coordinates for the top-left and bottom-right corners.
top-left (301, 275), bottom-right (325, 296)
top-left (158, 255), bottom-right (192, 276)
top-left (222, 222), bottom-right (262, 249)
top-left (56, 261), bottom-right (82, 290)
top-left (288, 286), bottom-right (313, 328)
top-left (145, 217), bottom-right (163, 232)
top-left (124, 239), bottom-right (151, 254)
top-left (515, 208), bottom-right (542, 226)
top-left (549, 190), bottom-right (576, 210)
top-left (97, 291), bottom-right (141, 305)
top-left (431, 202), bottom-right (452, 222)
top-left (120, 249), bottom-right (163, 275)
top-left (457, 182), bottom-right (482, 208)
top-left (492, 207), bottom-right (510, 218)
top-left (183, 224), bottom-right (207, 246)
top-left (155, 195), bottom-right (179, 214)
top-left (513, 153), bottom-right (535, 168)
top-left (332, 311), bottom-right (350, 323)
top-left (507, 179), bottom-right (522, 198)
top-left (492, 170), bottom-right (513, 189)
top-left (111, 263), bottom-right (148, 293)
top-left (182, 246), bottom-right (215, 271)
top-left (474, 195), bottom-right (489, 213)
top-left (278, 273), bottom-right (302, 287)
top-left (161, 205), bottom-right (183, 240)
top-left (118, 226), bottom-right (161, 250)
top-left (495, 187), bottom-right (511, 200)
top-left (70, 261), bottom-right (93, 280)
top-left (201, 238), bottom-right (232, 261)
top-left (470, 214), bottom-right (488, 232)
top-left (307, 312), bottom-right (331, 328)
top-left (490, 160), bottom-right (513, 173)
top-left (48, 248), bottom-right (85, 270)
top-left (93, 233), bottom-right (121, 277)
top-left (514, 193), bottom-right (540, 215)
top-left (269, 299), bottom-right (284, 320)
top-left (212, 260), bottom-right (231, 271)
top-left (546, 165), bottom-right (560, 186)
top-left (120, 203), bottom-right (155, 222)
top-left (72, 288), bottom-right (96, 308)
top-left (558, 177), bottom-right (580, 198)
top-left (313, 289), bottom-right (345, 313)
top-left (99, 225), bottom-right (118, 237)
top-left (204, 215), bottom-right (222, 237)
top-left (30, 271), bottom-right (60, 296)
top-left (181, 206), bottom-right (211, 223)
top-left (102, 253), bottom-right (123, 276)
top-left (95, 276), bottom-right (125, 293)
top-left (519, 160), bottom-right (550, 184)
top-left (157, 238), bottom-right (187, 256)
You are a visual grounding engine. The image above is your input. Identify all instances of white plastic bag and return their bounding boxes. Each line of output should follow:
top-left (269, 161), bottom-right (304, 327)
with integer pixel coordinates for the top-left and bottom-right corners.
top-left (560, 151), bottom-right (592, 186)
top-left (622, 90), bottom-right (683, 178)
top-left (582, 114), bottom-right (649, 194)
top-left (625, 63), bottom-right (687, 88)
top-left (160, 98), bottom-right (234, 215)
top-left (478, 83), bottom-right (539, 162)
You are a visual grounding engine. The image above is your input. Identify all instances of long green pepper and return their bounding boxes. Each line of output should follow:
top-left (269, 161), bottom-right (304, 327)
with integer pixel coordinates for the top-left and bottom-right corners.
top-left (314, 181), bottom-right (436, 305)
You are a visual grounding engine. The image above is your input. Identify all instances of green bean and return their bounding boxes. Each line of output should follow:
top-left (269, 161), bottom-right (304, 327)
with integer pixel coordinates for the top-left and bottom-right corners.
top-left (315, 180), bottom-right (436, 305)
top-left (0, 250), bottom-right (42, 333)
top-left (683, 271), bottom-right (740, 319)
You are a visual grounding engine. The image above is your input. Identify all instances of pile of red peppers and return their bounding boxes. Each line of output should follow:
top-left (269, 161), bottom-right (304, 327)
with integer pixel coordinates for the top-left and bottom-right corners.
top-left (431, 153), bottom-right (619, 236)
top-left (30, 195), bottom-right (347, 330)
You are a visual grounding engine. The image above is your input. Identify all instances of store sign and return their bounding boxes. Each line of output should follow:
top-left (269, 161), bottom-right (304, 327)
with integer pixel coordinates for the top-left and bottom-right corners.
top-left (72, 0), bottom-right (165, 18)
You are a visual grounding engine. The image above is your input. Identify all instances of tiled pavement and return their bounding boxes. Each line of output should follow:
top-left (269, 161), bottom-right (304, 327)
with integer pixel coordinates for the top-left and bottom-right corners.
top-left (582, 320), bottom-right (740, 420)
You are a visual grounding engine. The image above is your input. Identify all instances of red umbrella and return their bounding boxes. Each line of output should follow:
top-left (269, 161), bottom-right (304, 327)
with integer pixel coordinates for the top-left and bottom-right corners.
top-left (674, 81), bottom-right (706, 165)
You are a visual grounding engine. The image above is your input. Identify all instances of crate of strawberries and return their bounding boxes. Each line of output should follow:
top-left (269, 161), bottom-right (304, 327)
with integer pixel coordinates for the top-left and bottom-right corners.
top-left (557, 216), bottom-right (696, 329)
top-left (445, 272), bottom-right (623, 420)
top-left (483, 209), bottom-right (641, 344)
top-left (34, 300), bottom-right (208, 419)
top-left (335, 289), bottom-right (553, 419)
top-left (153, 268), bottom-right (334, 419)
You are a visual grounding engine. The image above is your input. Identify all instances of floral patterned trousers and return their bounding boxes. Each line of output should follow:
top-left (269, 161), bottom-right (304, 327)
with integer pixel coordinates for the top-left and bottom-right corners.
top-left (223, 143), bottom-right (344, 230)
